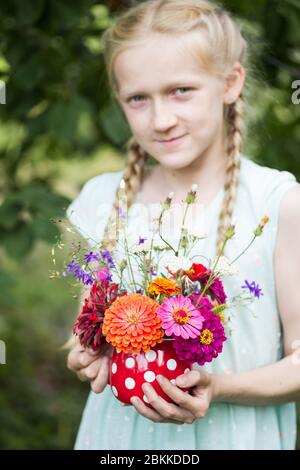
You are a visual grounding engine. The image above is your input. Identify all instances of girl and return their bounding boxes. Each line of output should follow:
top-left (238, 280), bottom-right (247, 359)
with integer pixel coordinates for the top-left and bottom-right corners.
top-left (66, 0), bottom-right (300, 450)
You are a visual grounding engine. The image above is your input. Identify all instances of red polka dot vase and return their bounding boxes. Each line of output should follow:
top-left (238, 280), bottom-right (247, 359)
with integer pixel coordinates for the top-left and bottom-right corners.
top-left (108, 339), bottom-right (192, 408)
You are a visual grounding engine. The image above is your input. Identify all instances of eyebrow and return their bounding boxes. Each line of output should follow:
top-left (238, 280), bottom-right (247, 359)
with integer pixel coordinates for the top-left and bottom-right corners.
top-left (120, 78), bottom-right (199, 99)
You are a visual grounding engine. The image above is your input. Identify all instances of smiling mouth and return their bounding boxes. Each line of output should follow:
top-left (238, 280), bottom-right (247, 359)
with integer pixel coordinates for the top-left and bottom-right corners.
top-left (158, 134), bottom-right (187, 143)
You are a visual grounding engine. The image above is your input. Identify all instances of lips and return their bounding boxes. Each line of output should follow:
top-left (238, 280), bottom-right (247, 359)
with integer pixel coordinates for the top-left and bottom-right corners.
top-left (159, 134), bottom-right (186, 143)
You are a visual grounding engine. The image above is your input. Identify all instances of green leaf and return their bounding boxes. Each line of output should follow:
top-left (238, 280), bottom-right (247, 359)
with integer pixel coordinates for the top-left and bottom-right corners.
top-left (46, 96), bottom-right (93, 143)
top-left (31, 218), bottom-right (60, 243)
top-left (2, 224), bottom-right (35, 259)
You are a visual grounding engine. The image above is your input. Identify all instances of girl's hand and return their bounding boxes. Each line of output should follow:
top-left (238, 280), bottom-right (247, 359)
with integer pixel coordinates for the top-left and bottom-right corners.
top-left (130, 369), bottom-right (215, 424)
top-left (67, 340), bottom-right (113, 394)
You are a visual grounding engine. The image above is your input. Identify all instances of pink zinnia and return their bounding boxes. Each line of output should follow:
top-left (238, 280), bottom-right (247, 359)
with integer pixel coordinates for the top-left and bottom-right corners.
top-left (156, 295), bottom-right (204, 339)
top-left (173, 307), bottom-right (227, 366)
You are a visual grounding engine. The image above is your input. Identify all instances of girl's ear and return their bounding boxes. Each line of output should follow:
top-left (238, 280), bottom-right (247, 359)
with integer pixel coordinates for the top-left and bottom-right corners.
top-left (223, 62), bottom-right (246, 104)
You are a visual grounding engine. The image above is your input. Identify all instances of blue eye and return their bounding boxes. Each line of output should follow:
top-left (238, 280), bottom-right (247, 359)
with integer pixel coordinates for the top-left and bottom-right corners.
top-left (175, 87), bottom-right (192, 95)
top-left (127, 87), bottom-right (192, 104)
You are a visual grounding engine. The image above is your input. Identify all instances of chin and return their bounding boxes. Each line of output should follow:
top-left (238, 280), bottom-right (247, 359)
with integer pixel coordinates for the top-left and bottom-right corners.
top-left (156, 153), bottom-right (197, 170)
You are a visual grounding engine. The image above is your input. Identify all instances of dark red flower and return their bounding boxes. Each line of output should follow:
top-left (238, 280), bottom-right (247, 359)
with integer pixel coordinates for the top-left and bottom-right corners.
top-left (73, 280), bottom-right (126, 351)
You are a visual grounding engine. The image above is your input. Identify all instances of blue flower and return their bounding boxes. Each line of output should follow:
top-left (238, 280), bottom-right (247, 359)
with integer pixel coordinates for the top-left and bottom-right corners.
top-left (67, 259), bottom-right (79, 273)
top-left (241, 280), bottom-right (263, 298)
top-left (138, 236), bottom-right (147, 245)
top-left (151, 267), bottom-right (157, 277)
top-left (84, 251), bottom-right (100, 264)
top-left (100, 250), bottom-right (115, 268)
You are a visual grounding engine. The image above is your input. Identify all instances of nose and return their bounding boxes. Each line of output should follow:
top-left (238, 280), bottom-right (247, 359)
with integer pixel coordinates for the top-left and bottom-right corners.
top-left (152, 98), bottom-right (177, 132)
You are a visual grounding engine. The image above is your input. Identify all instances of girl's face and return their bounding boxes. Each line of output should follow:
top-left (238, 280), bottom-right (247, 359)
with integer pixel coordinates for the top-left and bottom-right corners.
top-left (114, 33), bottom-right (230, 170)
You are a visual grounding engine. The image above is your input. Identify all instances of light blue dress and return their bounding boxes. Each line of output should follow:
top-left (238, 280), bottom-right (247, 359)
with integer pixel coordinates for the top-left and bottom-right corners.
top-left (66, 155), bottom-right (299, 450)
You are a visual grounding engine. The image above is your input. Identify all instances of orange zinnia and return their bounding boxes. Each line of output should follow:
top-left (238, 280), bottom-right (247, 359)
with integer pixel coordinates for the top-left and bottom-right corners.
top-left (102, 293), bottom-right (164, 354)
top-left (147, 277), bottom-right (181, 297)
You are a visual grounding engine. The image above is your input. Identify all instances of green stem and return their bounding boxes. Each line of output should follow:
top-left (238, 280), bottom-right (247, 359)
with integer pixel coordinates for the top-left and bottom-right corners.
top-left (229, 235), bottom-right (257, 265)
top-left (123, 232), bottom-right (138, 292)
top-left (194, 238), bottom-right (228, 308)
top-left (158, 210), bottom-right (177, 254)
top-left (176, 203), bottom-right (189, 256)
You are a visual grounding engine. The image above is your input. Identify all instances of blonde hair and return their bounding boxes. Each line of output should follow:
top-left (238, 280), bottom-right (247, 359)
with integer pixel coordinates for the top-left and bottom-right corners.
top-left (101, 0), bottom-right (248, 254)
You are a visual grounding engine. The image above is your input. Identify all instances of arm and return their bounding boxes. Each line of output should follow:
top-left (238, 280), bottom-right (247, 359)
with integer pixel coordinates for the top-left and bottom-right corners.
top-left (212, 185), bottom-right (300, 405)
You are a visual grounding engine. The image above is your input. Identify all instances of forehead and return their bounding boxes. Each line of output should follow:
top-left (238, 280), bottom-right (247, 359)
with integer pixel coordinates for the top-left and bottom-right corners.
top-left (114, 33), bottom-right (208, 96)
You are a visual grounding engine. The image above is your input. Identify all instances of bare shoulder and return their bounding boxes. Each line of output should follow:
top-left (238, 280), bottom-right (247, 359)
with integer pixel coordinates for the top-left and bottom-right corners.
top-left (277, 184), bottom-right (300, 226)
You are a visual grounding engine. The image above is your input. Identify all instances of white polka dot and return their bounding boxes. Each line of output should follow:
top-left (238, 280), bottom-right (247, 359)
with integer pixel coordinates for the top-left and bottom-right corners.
top-left (111, 363), bottom-right (117, 374)
top-left (148, 427), bottom-right (154, 433)
top-left (167, 359), bottom-right (177, 371)
top-left (143, 395), bottom-right (149, 403)
top-left (184, 368), bottom-right (190, 374)
top-left (145, 350), bottom-right (157, 362)
top-left (124, 415), bottom-right (130, 422)
top-left (125, 378), bottom-right (136, 390)
top-left (125, 357), bottom-right (135, 368)
top-left (112, 386), bottom-right (118, 397)
top-left (208, 419), bottom-right (214, 425)
top-left (144, 371), bottom-right (156, 382)
top-left (176, 426), bottom-right (182, 432)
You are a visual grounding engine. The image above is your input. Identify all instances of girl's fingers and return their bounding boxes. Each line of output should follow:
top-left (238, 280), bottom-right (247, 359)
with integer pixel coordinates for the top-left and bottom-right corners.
top-left (90, 356), bottom-right (110, 393)
top-left (130, 396), bottom-right (184, 424)
top-left (140, 383), bottom-right (195, 423)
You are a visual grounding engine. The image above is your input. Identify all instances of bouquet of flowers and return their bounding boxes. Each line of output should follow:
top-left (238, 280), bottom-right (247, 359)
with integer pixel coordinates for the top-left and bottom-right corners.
top-left (53, 181), bottom-right (269, 406)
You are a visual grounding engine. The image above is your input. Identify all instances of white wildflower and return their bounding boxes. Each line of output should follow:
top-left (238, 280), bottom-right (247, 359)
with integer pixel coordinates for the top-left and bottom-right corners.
top-left (214, 256), bottom-right (239, 276)
top-left (163, 254), bottom-right (192, 274)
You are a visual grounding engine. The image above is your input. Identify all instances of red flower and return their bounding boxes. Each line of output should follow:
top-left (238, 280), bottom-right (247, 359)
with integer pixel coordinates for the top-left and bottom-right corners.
top-left (186, 263), bottom-right (208, 281)
top-left (73, 280), bottom-right (126, 351)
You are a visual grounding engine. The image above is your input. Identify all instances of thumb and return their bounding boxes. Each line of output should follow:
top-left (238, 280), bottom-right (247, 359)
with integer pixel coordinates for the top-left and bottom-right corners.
top-left (175, 370), bottom-right (202, 388)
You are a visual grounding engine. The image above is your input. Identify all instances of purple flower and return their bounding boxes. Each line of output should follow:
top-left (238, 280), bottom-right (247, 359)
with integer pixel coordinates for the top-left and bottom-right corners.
top-left (151, 267), bottom-right (157, 277)
top-left (84, 251), bottom-right (100, 264)
top-left (206, 274), bottom-right (227, 304)
top-left (100, 250), bottom-right (115, 268)
top-left (136, 288), bottom-right (144, 294)
top-left (138, 236), bottom-right (147, 245)
top-left (173, 307), bottom-right (226, 366)
top-left (82, 271), bottom-right (94, 286)
top-left (241, 280), bottom-right (263, 298)
top-left (67, 259), bottom-right (94, 286)
top-left (67, 259), bottom-right (79, 273)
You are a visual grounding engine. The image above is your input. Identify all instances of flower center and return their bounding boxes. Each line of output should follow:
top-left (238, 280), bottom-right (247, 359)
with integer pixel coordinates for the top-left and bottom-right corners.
top-left (127, 312), bottom-right (140, 324)
top-left (173, 307), bottom-right (190, 324)
top-left (200, 329), bottom-right (213, 345)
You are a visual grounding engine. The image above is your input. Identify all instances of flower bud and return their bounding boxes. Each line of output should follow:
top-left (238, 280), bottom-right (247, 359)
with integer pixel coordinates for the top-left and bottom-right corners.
top-left (254, 215), bottom-right (270, 236)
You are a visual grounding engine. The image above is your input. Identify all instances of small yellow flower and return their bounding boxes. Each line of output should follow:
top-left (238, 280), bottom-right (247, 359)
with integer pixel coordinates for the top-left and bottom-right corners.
top-left (147, 277), bottom-right (181, 296)
top-left (200, 329), bottom-right (214, 345)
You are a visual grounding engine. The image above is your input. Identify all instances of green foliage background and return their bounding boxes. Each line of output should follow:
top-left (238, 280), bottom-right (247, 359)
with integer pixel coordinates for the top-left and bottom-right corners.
top-left (0, 0), bottom-right (299, 449)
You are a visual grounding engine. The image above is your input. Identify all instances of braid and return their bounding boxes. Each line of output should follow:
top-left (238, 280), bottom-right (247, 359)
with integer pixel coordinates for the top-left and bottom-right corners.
top-left (102, 137), bottom-right (148, 251)
top-left (216, 94), bottom-right (244, 255)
